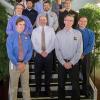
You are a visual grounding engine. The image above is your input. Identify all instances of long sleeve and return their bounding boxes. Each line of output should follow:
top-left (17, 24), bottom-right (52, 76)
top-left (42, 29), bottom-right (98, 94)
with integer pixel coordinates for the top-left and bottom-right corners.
top-left (6, 36), bottom-right (18, 65)
top-left (70, 33), bottom-right (83, 65)
top-left (34, 3), bottom-right (38, 12)
top-left (24, 40), bottom-right (33, 64)
top-left (6, 18), bottom-right (15, 35)
top-left (83, 30), bottom-right (95, 55)
top-left (55, 36), bottom-right (65, 65)
top-left (24, 16), bottom-right (33, 35)
top-left (46, 28), bottom-right (56, 53)
top-left (31, 30), bottom-right (42, 54)
top-left (53, 13), bottom-right (59, 31)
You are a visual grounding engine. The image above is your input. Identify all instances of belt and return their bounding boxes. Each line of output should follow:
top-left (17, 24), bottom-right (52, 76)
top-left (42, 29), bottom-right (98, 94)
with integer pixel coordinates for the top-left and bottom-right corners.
top-left (18, 60), bottom-right (23, 63)
top-left (64, 59), bottom-right (70, 62)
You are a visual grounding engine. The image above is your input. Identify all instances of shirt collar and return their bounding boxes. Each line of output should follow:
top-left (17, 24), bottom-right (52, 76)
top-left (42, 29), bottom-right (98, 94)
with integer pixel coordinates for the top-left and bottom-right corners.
top-left (38, 25), bottom-right (47, 30)
top-left (44, 10), bottom-right (51, 14)
top-left (64, 27), bottom-right (73, 33)
top-left (65, 9), bottom-right (72, 12)
top-left (27, 8), bottom-right (32, 11)
top-left (79, 27), bottom-right (87, 32)
top-left (15, 14), bottom-right (22, 17)
top-left (15, 31), bottom-right (24, 36)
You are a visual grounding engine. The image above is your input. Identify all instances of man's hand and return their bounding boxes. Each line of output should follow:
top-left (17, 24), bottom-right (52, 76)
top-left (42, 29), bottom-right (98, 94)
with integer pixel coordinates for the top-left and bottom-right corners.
top-left (64, 62), bottom-right (72, 69)
top-left (81, 55), bottom-right (84, 60)
top-left (67, 62), bottom-right (72, 69)
top-left (40, 51), bottom-right (48, 58)
top-left (18, 62), bottom-right (25, 73)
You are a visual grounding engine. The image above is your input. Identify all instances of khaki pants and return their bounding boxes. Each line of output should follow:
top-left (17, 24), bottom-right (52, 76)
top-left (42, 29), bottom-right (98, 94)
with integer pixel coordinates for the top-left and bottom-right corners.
top-left (9, 62), bottom-right (30, 100)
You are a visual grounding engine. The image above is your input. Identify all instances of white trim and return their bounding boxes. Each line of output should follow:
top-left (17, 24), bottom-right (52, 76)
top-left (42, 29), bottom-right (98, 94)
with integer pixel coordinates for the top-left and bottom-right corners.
top-left (89, 78), bottom-right (98, 100)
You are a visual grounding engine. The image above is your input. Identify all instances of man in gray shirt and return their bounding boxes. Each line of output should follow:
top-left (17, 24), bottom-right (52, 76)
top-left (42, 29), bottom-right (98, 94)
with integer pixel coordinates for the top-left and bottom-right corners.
top-left (55, 14), bottom-right (83, 100)
top-left (36, 1), bottom-right (58, 32)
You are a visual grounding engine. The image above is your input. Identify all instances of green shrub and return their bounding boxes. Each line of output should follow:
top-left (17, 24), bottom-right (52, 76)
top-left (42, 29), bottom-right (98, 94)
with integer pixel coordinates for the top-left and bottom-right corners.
top-left (0, 3), bottom-right (9, 80)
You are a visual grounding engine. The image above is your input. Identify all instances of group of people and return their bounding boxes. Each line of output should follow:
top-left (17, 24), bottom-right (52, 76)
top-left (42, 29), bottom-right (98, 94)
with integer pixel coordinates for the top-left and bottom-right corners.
top-left (6, 0), bottom-right (95, 100)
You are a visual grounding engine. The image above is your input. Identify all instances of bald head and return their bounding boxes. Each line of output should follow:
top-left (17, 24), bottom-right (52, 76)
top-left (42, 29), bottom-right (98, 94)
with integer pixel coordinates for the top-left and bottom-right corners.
top-left (39, 16), bottom-right (47, 26)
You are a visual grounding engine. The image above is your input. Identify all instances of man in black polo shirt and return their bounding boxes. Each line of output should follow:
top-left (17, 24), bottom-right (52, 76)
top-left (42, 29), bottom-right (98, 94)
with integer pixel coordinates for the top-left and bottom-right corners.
top-left (59, 0), bottom-right (78, 29)
top-left (23, 0), bottom-right (38, 28)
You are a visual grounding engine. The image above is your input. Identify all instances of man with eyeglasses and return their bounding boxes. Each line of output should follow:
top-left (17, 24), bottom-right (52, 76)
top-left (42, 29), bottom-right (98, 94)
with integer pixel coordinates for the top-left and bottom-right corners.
top-left (78, 16), bottom-right (95, 97)
top-left (31, 15), bottom-right (55, 97)
top-left (55, 14), bottom-right (83, 100)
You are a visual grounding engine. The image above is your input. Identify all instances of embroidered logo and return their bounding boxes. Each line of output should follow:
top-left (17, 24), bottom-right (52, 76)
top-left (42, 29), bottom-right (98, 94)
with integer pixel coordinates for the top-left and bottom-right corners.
top-left (74, 36), bottom-right (77, 40)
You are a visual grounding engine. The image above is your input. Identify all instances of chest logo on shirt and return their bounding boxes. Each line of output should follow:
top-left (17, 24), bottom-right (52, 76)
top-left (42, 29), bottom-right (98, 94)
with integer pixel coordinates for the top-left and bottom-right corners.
top-left (25, 36), bottom-right (28, 40)
top-left (50, 13), bottom-right (55, 17)
top-left (74, 36), bottom-right (77, 40)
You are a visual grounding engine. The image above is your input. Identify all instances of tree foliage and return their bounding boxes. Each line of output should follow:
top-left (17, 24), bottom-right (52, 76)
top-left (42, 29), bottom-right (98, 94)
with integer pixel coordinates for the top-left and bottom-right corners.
top-left (79, 3), bottom-right (100, 67)
top-left (0, 3), bottom-right (9, 80)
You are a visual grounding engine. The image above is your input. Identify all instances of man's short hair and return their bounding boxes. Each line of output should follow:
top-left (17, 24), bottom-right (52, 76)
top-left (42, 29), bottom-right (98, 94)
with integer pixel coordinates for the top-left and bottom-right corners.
top-left (43, 1), bottom-right (51, 5)
top-left (26, 0), bottom-right (33, 3)
top-left (64, 14), bottom-right (74, 19)
top-left (15, 3), bottom-right (25, 9)
top-left (78, 16), bottom-right (88, 20)
top-left (65, 0), bottom-right (72, 2)
top-left (16, 17), bottom-right (25, 25)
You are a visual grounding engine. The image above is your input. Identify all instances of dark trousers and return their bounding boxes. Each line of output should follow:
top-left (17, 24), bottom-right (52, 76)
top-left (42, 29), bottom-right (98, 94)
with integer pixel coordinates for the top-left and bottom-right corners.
top-left (79, 54), bottom-right (91, 93)
top-left (34, 52), bottom-right (53, 92)
top-left (58, 63), bottom-right (80, 100)
top-left (52, 50), bottom-right (57, 71)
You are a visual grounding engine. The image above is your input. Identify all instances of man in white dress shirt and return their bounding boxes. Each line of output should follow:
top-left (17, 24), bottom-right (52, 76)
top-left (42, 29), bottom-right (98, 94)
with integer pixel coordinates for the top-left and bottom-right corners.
top-left (31, 15), bottom-right (55, 97)
top-left (55, 14), bottom-right (83, 100)
top-left (36, 1), bottom-right (58, 32)
top-left (36, 0), bottom-right (59, 72)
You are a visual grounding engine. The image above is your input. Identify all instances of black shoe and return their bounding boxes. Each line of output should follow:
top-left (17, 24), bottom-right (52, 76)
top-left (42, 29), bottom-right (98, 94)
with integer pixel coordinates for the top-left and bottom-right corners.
top-left (82, 90), bottom-right (90, 98)
top-left (85, 92), bottom-right (90, 98)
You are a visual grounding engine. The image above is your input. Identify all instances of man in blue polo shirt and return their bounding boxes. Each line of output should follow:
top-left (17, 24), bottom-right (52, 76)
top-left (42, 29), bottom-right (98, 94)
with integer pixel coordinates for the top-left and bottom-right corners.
top-left (78, 16), bottom-right (95, 97)
top-left (6, 17), bottom-right (33, 100)
top-left (6, 3), bottom-right (33, 35)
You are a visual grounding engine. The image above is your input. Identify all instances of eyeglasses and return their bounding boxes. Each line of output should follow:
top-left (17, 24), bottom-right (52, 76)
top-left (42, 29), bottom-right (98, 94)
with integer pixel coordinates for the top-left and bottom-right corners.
top-left (64, 20), bottom-right (73, 22)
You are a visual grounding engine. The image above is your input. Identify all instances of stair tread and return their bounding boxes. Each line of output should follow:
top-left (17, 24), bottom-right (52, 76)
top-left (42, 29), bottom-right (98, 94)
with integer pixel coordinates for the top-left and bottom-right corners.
top-left (17, 62), bottom-right (94, 100)
top-left (17, 91), bottom-right (93, 99)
